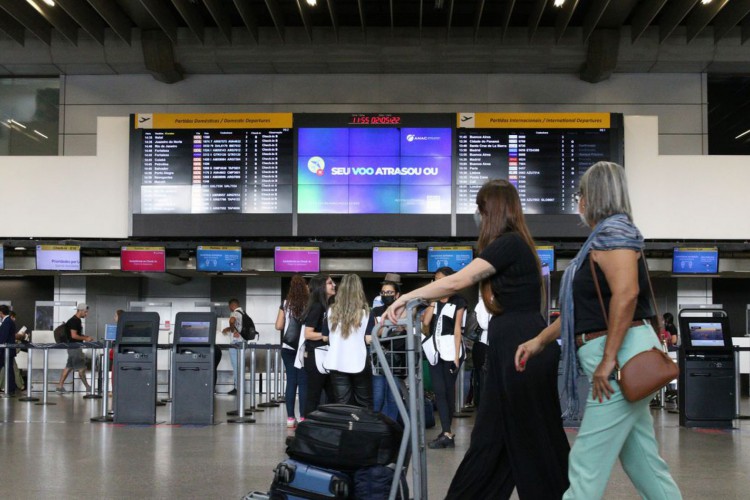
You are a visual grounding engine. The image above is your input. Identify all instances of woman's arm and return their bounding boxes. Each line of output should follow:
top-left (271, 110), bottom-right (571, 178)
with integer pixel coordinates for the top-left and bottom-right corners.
top-left (590, 248), bottom-right (641, 402)
top-left (274, 308), bottom-right (285, 332)
top-left (454, 307), bottom-right (464, 366)
top-left (304, 325), bottom-right (326, 341)
top-left (421, 303), bottom-right (436, 329)
top-left (515, 317), bottom-right (561, 371)
top-left (385, 258), bottom-right (496, 323)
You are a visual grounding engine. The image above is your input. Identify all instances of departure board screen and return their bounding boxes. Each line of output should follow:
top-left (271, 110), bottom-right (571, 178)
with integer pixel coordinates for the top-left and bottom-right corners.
top-left (130, 113), bottom-right (293, 214)
top-left (456, 113), bottom-right (623, 215)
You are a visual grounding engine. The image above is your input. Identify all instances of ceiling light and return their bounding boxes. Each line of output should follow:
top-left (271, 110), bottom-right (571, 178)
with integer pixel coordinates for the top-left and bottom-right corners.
top-left (553, 0), bottom-right (565, 7)
top-left (25, 0), bottom-right (43, 14)
top-left (701, 0), bottom-right (713, 4)
top-left (42, 0), bottom-right (55, 7)
top-left (306, 0), bottom-right (317, 6)
top-left (14, 246), bottom-right (26, 251)
top-left (33, 130), bottom-right (48, 139)
top-left (9, 119), bottom-right (26, 129)
top-left (735, 129), bottom-right (750, 140)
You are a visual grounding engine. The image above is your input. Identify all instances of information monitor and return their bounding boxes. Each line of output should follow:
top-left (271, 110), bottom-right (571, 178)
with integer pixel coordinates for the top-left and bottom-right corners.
top-left (427, 246), bottom-right (473, 273)
top-left (455, 113), bottom-right (624, 238)
top-left (196, 246), bottom-right (242, 273)
top-left (672, 247), bottom-right (719, 275)
top-left (372, 247), bottom-right (419, 274)
top-left (36, 245), bottom-right (81, 271)
top-left (684, 319), bottom-right (732, 349)
top-left (129, 113), bottom-right (294, 237)
top-left (275, 247), bottom-right (320, 273)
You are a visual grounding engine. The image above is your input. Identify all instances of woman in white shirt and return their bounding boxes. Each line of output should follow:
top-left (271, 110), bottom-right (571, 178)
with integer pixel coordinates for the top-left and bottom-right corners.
top-left (324, 274), bottom-right (373, 408)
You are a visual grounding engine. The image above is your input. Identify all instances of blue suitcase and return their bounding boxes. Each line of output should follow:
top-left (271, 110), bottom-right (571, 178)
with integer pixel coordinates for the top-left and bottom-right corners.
top-left (271, 459), bottom-right (351, 499)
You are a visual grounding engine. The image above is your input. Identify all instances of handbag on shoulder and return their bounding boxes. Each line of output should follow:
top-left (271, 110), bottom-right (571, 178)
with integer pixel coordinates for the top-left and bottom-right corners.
top-left (590, 254), bottom-right (679, 402)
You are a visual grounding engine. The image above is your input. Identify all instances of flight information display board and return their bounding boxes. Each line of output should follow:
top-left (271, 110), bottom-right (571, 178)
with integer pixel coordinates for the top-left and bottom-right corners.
top-left (130, 113), bottom-right (293, 215)
top-left (456, 113), bottom-right (623, 215)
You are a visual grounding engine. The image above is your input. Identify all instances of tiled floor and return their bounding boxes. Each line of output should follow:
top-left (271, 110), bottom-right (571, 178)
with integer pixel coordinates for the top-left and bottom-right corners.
top-left (1, 391), bottom-right (748, 499)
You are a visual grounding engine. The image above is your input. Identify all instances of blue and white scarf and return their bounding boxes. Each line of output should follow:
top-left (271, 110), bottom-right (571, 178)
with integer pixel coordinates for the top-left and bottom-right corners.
top-left (559, 214), bottom-right (644, 417)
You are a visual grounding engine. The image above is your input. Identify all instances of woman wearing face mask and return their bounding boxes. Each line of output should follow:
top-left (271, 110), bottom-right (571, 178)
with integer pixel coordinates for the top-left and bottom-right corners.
top-left (301, 274), bottom-right (336, 417)
top-left (368, 278), bottom-right (404, 421)
top-left (384, 179), bottom-right (569, 498)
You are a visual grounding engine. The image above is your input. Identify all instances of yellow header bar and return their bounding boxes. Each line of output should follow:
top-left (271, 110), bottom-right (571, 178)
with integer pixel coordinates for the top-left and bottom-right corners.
top-left (135, 113), bottom-right (293, 129)
top-left (122, 246), bottom-right (165, 251)
top-left (38, 245), bottom-right (79, 251)
top-left (276, 247), bottom-right (319, 251)
top-left (458, 113), bottom-right (611, 129)
top-left (198, 246), bottom-right (241, 251)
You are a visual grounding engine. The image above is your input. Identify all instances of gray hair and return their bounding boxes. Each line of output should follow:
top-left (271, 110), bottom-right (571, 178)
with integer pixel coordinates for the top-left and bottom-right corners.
top-left (579, 161), bottom-right (632, 225)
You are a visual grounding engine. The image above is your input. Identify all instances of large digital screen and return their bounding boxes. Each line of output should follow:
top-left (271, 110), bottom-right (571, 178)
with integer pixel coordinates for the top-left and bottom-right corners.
top-left (455, 113), bottom-right (623, 216)
top-left (687, 322), bottom-right (726, 347)
top-left (196, 246), bottom-right (242, 273)
top-left (372, 247), bottom-right (418, 273)
top-left (297, 114), bottom-right (452, 214)
top-left (121, 246), bottom-right (166, 273)
top-left (36, 245), bottom-right (81, 271)
top-left (179, 321), bottom-right (211, 343)
top-left (672, 247), bottom-right (719, 274)
top-left (536, 246), bottom-right (555, 272)
top-left (427, 246), bottom-right (473, 273)
top-left (275, 247), bottom-right (320, 273)
top-left (131, 113), bottom-right (293, 214)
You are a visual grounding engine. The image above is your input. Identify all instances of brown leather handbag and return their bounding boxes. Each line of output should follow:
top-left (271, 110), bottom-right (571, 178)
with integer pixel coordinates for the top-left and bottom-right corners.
top-left (590, 254), bottom-right (680, 402)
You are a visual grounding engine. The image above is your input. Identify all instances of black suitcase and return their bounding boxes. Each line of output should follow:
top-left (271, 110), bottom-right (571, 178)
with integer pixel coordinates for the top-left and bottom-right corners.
top-left (288, 404), bottom-right (403, 470)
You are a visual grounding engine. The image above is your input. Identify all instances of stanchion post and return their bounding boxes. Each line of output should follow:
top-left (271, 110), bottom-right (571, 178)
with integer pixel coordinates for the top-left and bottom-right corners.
top-left (19, 345), bottom-right (39, 402)
top-left (276, 348), bottom-right (285, 402)
top-left (228, 341), bottom-right (255, 423)
top-left (258, 345), bottom-right (279, 408)
top-left (249, 345), bottom-right (261, 411)
top-left (91, 341), bottom-right (113, 423)
top-left (35, 348), bottom-right (55, 406)
top-left (83, 345), bottom-right (101, 399)
top-left (1, 346), bottom-right (13, 398)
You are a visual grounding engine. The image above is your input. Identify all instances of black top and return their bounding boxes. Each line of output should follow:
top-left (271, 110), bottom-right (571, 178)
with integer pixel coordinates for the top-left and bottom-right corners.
top-left (304, 302), bottom-right (328, 351)
top-left (573, 254), bottom-right (653, 334)
top-left (66, 315), bottom-right (83, 343)
top-left (478, 232), bottom-right (541, 314)
top-left (431, 295), bottom-right (468, 337)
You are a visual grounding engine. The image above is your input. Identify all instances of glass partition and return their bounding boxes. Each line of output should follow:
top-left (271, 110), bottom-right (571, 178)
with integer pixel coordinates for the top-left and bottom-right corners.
top-left (0, 78), bottom-right (60, 155)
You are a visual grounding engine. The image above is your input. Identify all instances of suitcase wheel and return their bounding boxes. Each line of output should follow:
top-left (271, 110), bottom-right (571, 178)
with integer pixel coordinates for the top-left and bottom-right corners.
top-left (331, 478), bottom-right (349, 498)
top-left (274, 463), bottom-right (295, 484)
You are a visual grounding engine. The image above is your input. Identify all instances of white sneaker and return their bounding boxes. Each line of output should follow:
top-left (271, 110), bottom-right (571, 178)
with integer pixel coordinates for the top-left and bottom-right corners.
top-left (286, 417), bottom-right (297, 428)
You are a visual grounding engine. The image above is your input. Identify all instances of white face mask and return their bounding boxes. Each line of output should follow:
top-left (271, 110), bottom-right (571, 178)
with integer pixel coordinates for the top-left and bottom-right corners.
top-left (473, 210), bottom-right (482, 228)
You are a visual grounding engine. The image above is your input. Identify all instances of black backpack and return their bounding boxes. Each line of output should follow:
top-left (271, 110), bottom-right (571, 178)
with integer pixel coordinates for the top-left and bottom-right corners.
top-left (236, 308), bottom-right (257, 341)
top-left (53, 322), bottom-right (68, 343)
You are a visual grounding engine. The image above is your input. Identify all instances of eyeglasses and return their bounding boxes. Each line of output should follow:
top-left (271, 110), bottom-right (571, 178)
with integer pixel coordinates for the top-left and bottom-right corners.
top-left (573, 190), bottom-right (582, 203)
top-left (380, 291), bottom-right (396, 296)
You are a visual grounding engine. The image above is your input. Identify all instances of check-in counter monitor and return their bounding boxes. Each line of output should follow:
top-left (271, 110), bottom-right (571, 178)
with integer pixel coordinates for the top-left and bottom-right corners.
top-left (113, 312), bottom-right (160, 424)
top-left (171, 312), bottom-right (217, 424)
top-left (678, 315), bottom-right (735, 428)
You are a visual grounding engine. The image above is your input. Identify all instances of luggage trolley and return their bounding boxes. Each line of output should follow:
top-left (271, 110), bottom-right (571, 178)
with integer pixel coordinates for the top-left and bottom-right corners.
top-left (370, 298), bottom-right (428, 500)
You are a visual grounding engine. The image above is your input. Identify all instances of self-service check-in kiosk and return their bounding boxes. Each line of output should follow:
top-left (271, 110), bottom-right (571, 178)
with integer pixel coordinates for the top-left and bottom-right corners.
top-left (679, 308), bottom-right (736, 428)
top-left (113, 312), bottom-right (160, 424)
top-left (171, 312), bottom-right (216, 425)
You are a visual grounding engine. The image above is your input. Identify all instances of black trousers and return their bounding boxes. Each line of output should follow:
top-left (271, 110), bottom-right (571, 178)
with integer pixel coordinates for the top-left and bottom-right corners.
top-left (472, 342), bottom-right (487, 408)
top-left (0, 349), bottom-right (16, 394)
top-left (213, 348), bottom-right (222, 388)
top-left (446, 316), bottom-right (569, 500)
top-left (329, 367), bottom-right (373, 409)
top-left (303, 349), bottom-right (333, 417)
top-left (429, 359), bottom-right (458, 434)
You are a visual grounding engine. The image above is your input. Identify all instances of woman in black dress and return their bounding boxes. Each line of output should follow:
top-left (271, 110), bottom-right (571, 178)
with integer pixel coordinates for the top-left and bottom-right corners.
top-left (301, 274), bottom-right (336, 417)
top-left (385, 179), bottom-right (569, 499)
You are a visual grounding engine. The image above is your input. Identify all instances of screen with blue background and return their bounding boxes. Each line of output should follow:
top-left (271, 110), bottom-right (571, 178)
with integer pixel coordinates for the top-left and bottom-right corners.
top-left (0, 246), bottom-right (3, 270)
top-left (298, 127), bottom-right (452, 214)
top-left (197, 246), bottom-right (242, 272)
top-left (536, 246), bottom-right (555, 272)
top-left (672, 248), bottom-right (718, 274)
top-left (427, 247), bottom-right (473, 273)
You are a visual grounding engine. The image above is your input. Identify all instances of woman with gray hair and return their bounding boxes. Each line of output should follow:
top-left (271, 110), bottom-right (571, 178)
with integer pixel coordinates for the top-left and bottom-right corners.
top-left (515, 162), bottom-right (681, 499)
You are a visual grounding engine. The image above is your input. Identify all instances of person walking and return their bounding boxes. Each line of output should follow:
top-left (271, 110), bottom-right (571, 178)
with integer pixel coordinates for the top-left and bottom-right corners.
top-left (385, 179), bottom-right (569, 498)
top-left (516, 161), bottom-right (682, 500)
top-left (57, 303), bottom-right (94, 393)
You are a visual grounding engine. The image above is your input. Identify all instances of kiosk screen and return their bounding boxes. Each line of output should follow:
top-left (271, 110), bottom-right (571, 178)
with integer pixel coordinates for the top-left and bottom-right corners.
top-left (120, 321), bottom-right (155, 343)
top-left (179, 321), bottom-right (211, 343)
top-left (687, 322), bottom-right (726, 347)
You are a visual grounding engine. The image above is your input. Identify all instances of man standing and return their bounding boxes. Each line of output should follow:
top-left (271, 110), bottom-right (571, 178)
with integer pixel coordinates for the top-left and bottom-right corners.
top-left (56, 303), bottom-right (93, 393)
top-left (221, 298), bottom-right (245, 395)
top-left (0, 305), bottom-right (18, 395)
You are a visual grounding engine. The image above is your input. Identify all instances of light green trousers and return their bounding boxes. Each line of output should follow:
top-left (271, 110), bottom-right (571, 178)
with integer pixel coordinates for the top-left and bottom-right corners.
top-left (564, 325), bottom-right (682, 500)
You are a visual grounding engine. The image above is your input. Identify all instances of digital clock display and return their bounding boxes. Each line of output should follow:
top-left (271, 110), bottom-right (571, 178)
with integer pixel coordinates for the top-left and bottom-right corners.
top-left (349, 115), bottom-right (402, 125)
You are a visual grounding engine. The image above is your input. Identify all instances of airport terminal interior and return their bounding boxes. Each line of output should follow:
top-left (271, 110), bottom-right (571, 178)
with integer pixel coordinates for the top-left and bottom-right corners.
top-left (3, 0), bottom-right (750, 498)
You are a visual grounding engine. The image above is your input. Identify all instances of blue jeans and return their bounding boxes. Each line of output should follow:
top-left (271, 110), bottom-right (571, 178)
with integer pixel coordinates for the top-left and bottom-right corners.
top-left (372, 374), bottom-right (400, 422)
top-left (281, 348), bottom-right (307, 419)
top-left (228, 342), bottom-right (240, 389)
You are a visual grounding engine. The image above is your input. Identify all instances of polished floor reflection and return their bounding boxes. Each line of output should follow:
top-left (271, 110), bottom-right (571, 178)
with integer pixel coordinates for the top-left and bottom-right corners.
top-left (0, 392), bottom-right (748, 499)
